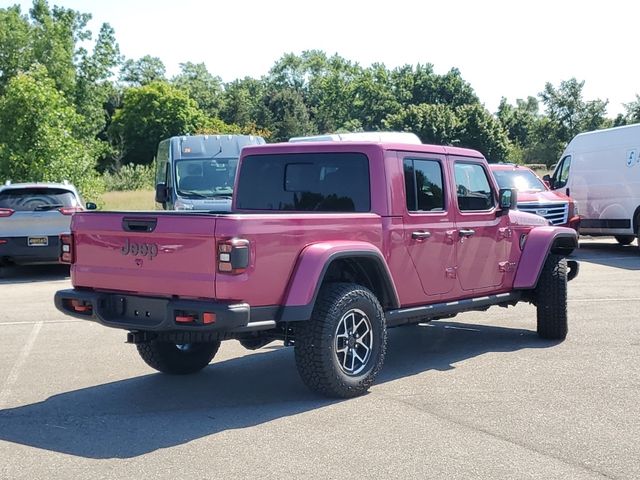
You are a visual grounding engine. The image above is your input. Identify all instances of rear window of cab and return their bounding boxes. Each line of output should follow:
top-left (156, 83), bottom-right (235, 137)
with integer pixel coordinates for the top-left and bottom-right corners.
top-left (235, 153), bottom-right (370, 212)
top-left (0, 188), bottom-right (79, 211)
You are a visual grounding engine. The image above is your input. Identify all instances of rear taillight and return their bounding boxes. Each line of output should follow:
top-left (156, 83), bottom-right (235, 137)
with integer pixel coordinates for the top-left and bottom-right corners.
top-left (60, 233), bottom-right (74, 263)
top-left (0, 208), bottom-right (14, 217)
top-left (58, 207), bottom-right (82, 215)
top-left (217, 238), bottom-right (250, 274)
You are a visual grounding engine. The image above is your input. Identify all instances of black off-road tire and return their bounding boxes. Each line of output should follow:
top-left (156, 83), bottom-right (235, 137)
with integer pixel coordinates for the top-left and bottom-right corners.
top-left (136, 340), bottom-right (221, 374)
top-left (614, 235), bottom-right (635, 246)
top-left (534, 254), bottom-right (568, 340)
top-left (294, 283), bottom-right (387, 398)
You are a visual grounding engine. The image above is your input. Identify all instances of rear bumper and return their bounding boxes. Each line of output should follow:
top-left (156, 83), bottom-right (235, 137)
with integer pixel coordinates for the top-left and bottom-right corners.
top-left (54, 289), bottom-right (250, 333)
top-left (0, 236), bottom-right (60, 265)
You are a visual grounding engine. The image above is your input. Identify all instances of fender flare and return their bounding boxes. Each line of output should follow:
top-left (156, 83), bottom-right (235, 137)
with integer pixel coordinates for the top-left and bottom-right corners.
top-left (279, 241), bottom-right (400, 322)
top-left (513, 226), bottom-right (578, 290)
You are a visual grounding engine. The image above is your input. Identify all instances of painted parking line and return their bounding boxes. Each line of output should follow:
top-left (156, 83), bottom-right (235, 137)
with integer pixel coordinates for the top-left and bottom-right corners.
top-left (0, 319), bottom-right (83, 327)
top-left (0, 321), bottom-right (43, 408)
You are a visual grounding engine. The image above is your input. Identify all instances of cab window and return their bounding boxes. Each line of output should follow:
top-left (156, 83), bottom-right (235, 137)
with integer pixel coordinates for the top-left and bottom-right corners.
top-left (454, 163), bottom-right (495, 211)
top-left (403, 159), bottom-right (445, 212)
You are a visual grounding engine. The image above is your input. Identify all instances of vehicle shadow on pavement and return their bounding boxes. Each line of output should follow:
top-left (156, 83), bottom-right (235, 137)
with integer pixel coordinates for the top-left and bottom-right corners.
top-left (574, 241), bottom-right (640, 270)
top-left (0, 264), bottom-right (70, 284)
top-left (0, 321), bottom-right (553, 459)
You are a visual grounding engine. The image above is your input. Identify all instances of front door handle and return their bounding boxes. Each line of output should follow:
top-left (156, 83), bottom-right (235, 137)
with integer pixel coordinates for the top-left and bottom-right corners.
top-left (412, 231), bottom-right (432, 240)
top-left (458, 229), bottom-right (475, 238)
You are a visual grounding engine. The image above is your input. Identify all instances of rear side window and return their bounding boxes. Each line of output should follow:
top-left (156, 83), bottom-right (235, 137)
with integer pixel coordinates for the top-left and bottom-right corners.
top-left (454, 163), bottom-right (495, 211)
top-left (236, 153), bottom-right (370, 212)
top-left (0, 188), bottom-right (78, 211)
top-left (403, 159), bottom-right (445, 212)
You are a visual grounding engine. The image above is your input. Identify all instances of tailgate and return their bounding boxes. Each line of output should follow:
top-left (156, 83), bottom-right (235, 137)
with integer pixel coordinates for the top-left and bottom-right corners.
top-left (1, 210), bottom-right (72, 237)
top-left (71, 212), bottom-right (218, 298)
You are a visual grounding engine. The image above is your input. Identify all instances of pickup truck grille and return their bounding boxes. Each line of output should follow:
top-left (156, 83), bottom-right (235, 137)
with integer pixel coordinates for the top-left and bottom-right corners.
top-left (518, 202), bottom-right (568, 225)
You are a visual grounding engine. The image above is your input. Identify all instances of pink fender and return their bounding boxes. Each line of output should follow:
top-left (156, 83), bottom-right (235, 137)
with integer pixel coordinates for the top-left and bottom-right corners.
top-left (513, 226), bottom-right (578, 289)
top-left (283, 241), bottom-right (399, 308)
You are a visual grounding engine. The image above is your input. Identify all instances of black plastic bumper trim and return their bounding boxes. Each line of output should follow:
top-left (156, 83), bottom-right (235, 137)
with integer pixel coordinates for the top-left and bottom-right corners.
top-left (54, 289), bottom-right (249, 332)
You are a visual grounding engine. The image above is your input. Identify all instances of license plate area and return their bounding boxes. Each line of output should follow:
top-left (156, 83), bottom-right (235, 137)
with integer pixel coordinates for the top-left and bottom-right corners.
top-left (28, 236), bottom-right (49, 247)
top-left (99, 294), bottom-right (168, 326)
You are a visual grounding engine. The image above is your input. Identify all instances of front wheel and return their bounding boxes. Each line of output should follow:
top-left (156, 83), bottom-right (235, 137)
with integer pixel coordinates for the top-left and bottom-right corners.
top-left (534, 254), bottom-right (568, 340)
top-left (294, 283), bottom-right (387, 398)
top-left (136, 340), bottom-right (221, 374)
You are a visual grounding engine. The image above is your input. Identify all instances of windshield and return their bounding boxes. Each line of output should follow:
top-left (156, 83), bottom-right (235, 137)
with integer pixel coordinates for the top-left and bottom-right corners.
top-left (175, 158), bottom-right (238, 198)
top-left (492, 169), bottom-right (546, 193)
top-left (0, 187), bottom-right (78, 211)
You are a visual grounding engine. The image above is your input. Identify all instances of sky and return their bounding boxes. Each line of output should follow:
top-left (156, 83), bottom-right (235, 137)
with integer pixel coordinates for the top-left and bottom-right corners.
top-left (6, 0), bottom-right (640, 116)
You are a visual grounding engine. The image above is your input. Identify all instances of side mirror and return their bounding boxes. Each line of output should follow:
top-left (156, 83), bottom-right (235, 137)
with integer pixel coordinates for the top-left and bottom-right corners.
top-left (499, 188), bottom-right (517, 210)
top-left (85, 202), bottom-right (97, 210)
top-left (155, 182), bottom-right (168, 203)
top-left (542, 174), bottom-right (552, 189)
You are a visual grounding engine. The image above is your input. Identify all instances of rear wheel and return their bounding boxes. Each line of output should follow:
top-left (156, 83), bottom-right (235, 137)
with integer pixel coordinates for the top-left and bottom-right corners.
top-left (534, 254), bottom-right (568, 340)
top-left (294, 283), bottom-right (387, 398)
top-left (136, 340), bottom-right (221, 374)
top-left (614, 235), bottom-right (635, 246)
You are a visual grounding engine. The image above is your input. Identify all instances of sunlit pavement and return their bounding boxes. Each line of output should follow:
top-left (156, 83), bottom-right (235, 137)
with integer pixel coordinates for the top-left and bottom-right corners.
top-left (1, 238), bottom-right (638, 479)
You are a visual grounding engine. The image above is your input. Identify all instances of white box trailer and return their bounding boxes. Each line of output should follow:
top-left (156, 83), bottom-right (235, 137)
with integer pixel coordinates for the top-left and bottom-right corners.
top-left (547, 123), bottom-right (640, 245)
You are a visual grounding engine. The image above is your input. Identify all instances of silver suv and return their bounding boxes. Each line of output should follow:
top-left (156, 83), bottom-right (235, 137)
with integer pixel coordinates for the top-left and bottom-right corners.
top-left (0, 182), bottom-right (93, 266)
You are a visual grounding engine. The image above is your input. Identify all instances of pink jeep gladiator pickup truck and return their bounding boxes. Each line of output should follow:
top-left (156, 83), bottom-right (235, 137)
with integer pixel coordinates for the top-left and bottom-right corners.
top-left (55, 141), bottom-right (579, 398)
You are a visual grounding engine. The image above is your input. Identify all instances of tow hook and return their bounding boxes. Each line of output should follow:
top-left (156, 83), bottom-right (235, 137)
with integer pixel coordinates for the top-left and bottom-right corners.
top-left (567, 260), bottom-right (579, 282)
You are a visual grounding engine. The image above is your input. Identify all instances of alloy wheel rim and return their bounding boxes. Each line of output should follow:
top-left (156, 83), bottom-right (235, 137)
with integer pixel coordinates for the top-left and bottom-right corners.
top-left (334, 308), bottom-right (373, 376)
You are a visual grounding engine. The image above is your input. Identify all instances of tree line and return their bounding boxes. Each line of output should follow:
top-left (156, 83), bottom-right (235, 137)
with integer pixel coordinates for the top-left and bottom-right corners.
top-left (1, 1), bottom-right (639, 198)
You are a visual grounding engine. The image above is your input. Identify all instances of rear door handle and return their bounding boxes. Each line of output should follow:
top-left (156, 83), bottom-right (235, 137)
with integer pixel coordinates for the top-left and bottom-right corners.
top-left (458, 229), bottom-right (475, 238)
top-left (412, 231), bottom-right (432, 240)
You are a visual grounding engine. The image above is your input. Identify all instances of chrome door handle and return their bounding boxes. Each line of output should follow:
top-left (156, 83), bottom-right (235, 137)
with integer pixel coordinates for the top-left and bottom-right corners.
top-left (458, 229), bottom-right (475, 237)
top-left (412, 231), bottom-right (432, 240)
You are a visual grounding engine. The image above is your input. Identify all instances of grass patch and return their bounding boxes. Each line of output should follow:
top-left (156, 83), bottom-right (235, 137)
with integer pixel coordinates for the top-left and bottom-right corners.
top-left (99, 189), bottom-right (156, 211)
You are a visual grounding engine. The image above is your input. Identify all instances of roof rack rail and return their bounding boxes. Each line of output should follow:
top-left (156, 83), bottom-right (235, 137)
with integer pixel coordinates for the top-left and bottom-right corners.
top-left (4, 180), bottom-right (11, 185)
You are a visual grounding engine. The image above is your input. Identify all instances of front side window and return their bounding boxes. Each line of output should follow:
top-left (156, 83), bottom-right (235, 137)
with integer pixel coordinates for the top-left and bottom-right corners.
top-left (454, 163), bottom-right (495, 211)
top-left (403, 159), bottom-right (445, 212)
top-left (553, 155), bottom-right (571, 189)
top-left (236, 153), bottom-right (370, 212)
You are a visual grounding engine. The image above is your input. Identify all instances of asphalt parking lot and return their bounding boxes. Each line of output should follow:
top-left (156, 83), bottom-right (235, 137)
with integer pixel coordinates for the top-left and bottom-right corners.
top-left (0, 238), bottom-right (639, 479)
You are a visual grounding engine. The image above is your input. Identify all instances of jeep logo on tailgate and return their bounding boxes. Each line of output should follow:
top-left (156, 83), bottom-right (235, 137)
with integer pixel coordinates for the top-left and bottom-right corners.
top-left (121, 238), bottom-right (158, 260)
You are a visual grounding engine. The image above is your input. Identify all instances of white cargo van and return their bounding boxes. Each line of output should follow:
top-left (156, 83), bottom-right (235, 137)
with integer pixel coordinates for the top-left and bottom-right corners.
top-left (546, 123), bottom-right (640, 245)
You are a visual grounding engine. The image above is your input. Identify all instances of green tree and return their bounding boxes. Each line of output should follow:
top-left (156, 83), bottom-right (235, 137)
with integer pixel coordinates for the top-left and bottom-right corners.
top-left (0, 6), bottom-right (34, 93)
top-left (307, 54), bottom-right (361, 132)
top-left (384, 103), bottom-right (459, 145)
top-left (119, 55), bottom-right (166, 86)
top-left (496, 96), bottom-right (540, 147)
top-left (29, 0), bottom-right (91, 97)
top-left (266, 87), bottom-right (314, 141)
top-left (623, 94), bottom-right (640, 124)
top-left (172, 62), bottom-right (224, 117)
top-left (75, 22), bottom-right (120, 137)
top-left (109, 81), bottom-right (204, 165)
top-left (385, 103), bottom-right (510, 162)
top-left (455, 104), bottom-right (510, 162)
top-left (0, 69), bottom-right (103, 199)
top-left (540, 78), bottom-right (609, 142)
top-left (351, 63), bottom-right (401, 130)
top-left (221, 77), bottom-right (273, 134)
